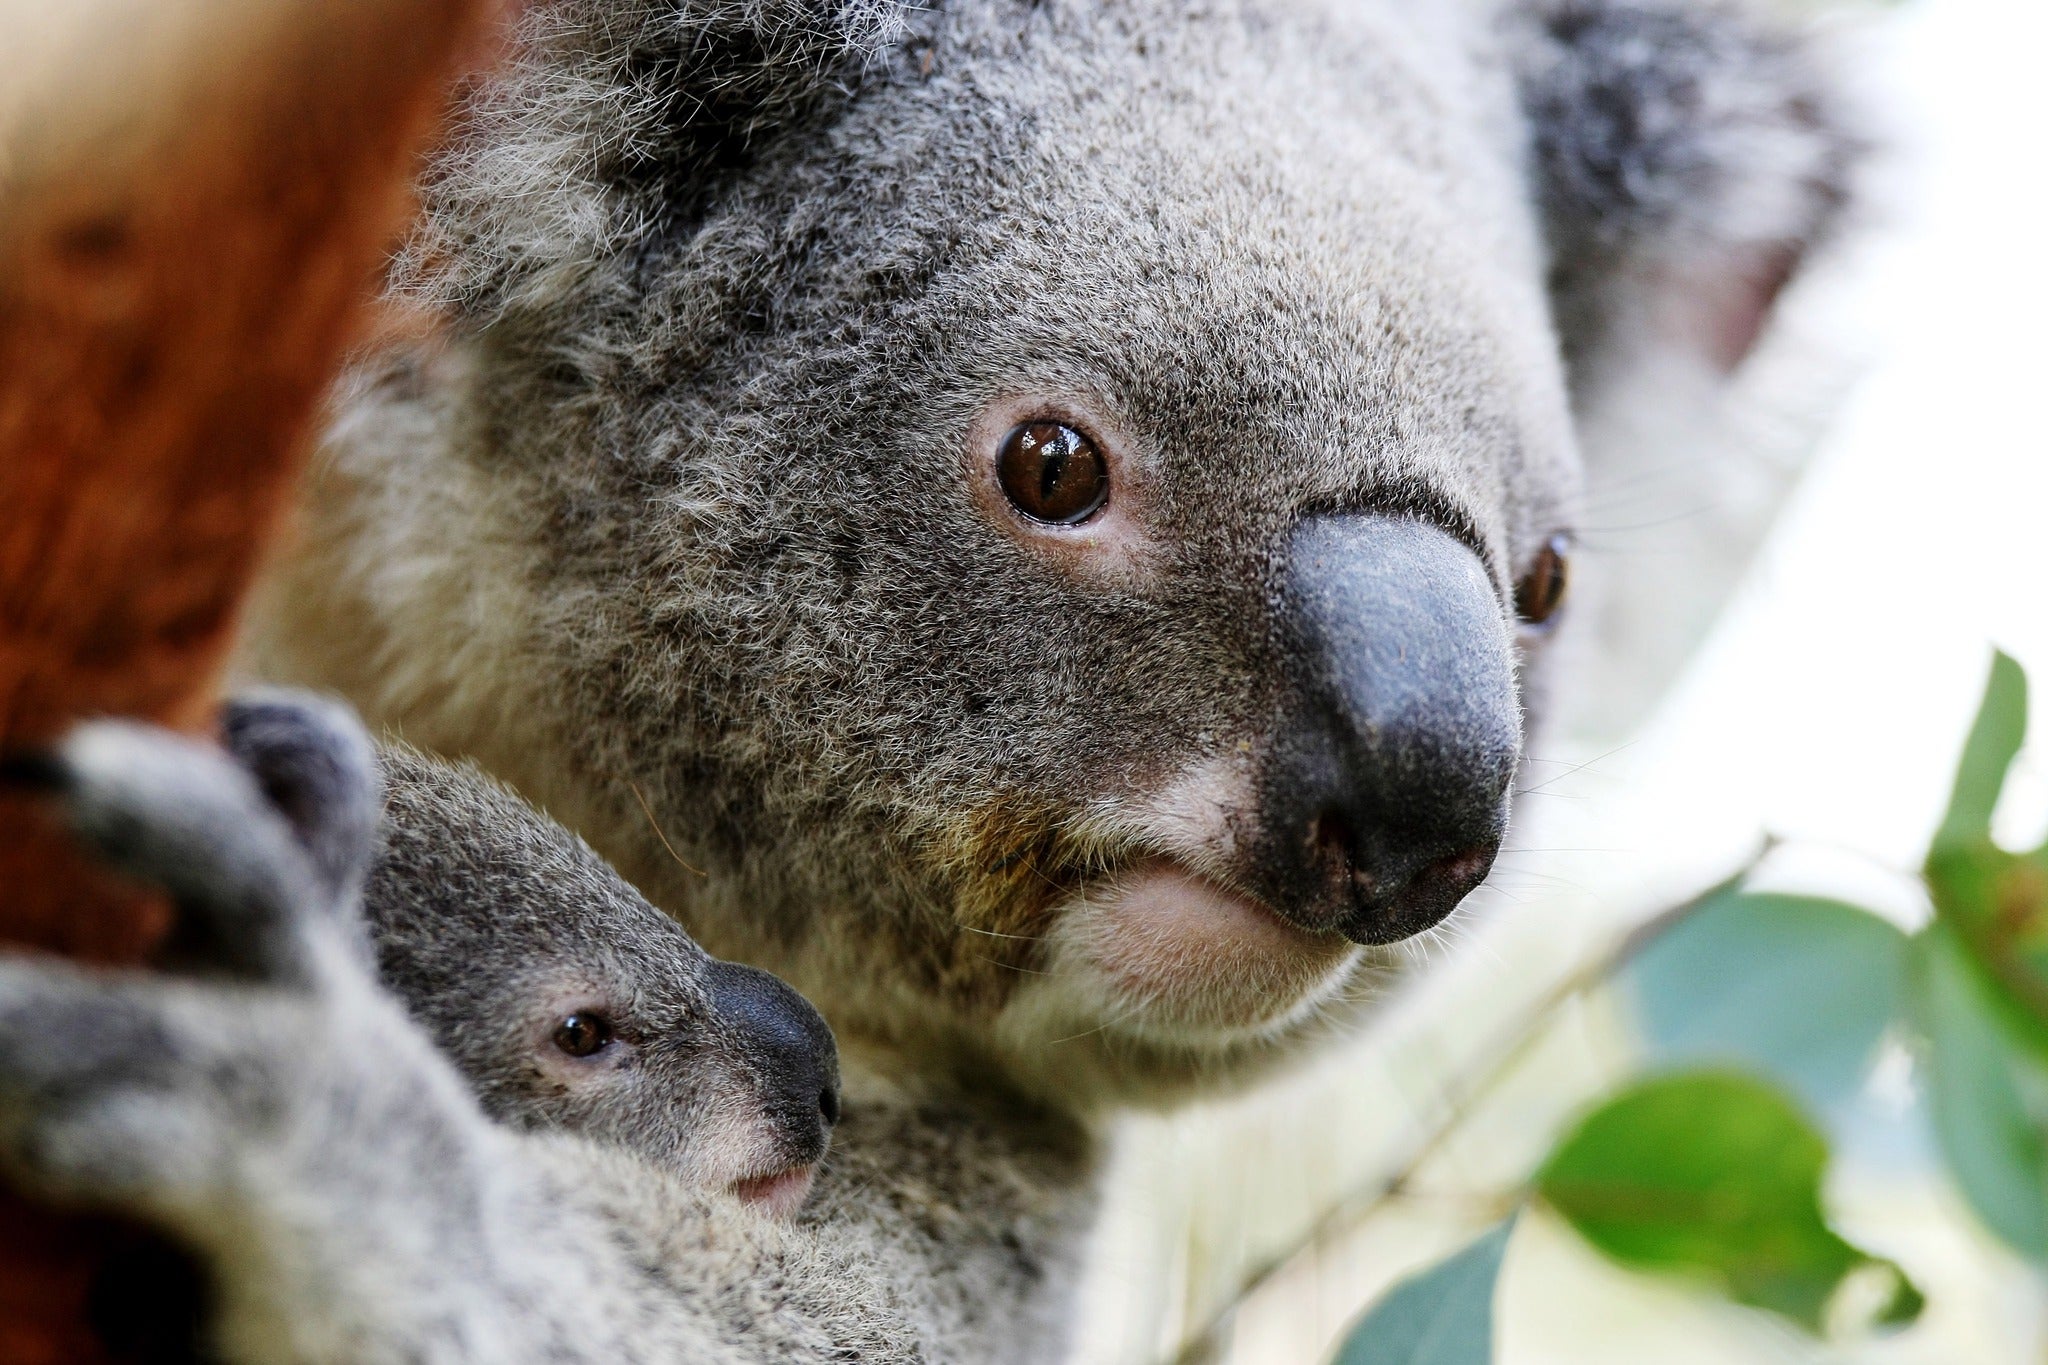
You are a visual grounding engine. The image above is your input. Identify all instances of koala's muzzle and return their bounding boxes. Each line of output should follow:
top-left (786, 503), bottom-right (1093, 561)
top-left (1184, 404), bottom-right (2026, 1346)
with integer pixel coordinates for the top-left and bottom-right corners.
top-left (1256, 515), bottom-right (1520, 946)
top-left (708, 961), bottom-right (841, 1162)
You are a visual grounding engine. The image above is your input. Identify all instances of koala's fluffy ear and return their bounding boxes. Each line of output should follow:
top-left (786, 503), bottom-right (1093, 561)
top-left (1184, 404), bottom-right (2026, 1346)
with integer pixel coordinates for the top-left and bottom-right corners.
top-left (405, 1), bottom-right (914, 316)
top-left (1511, 0), bottom-right (1863, 377)
top-left (551, 1), bottom-right (913, 190)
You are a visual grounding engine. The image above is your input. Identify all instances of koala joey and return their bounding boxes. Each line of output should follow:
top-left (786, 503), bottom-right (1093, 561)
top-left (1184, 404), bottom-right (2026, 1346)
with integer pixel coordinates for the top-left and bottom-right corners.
top-left (337, 733), bottom-right (838, 1215)
top-left (0, 697), bottom-right (923, 1363)
top-left (239, 0), bottom-right (1864, 1354)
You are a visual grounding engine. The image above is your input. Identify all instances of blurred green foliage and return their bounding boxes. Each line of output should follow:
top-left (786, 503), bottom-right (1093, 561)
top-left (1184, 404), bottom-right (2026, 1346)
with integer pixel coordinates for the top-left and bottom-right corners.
top-left (1915, 652), bottom-right (2048, 1257)
top-left (1331, 1219), bottom-right (1515, 1365)
top-left (1538, 1071), bottom-right (1920, 1331)
top-left (1628, 893), bottom-right (1906, 1113)
top-left (1332, 652), bottom-right (2046, 1363)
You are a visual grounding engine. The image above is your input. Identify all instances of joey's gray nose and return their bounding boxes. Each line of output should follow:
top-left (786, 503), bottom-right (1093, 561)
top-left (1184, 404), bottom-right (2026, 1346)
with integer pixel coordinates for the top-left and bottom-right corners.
top-left (1253, 515), bottom-right (1521, 946)
top-left (707, 961), bottom-right (841, 1161)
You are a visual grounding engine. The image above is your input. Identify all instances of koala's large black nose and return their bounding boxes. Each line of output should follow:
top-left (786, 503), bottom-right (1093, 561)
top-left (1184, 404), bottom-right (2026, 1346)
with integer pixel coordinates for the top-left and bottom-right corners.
top-left (1256, 515), bottom-right (1521, 946)
top-left (707, 961), bottom-right (841, 1160)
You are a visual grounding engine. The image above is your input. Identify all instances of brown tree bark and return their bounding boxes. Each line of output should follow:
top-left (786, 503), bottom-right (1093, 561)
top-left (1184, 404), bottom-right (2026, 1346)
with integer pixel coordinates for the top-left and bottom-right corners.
top-left (0, 2), bottom-right (502, 1358)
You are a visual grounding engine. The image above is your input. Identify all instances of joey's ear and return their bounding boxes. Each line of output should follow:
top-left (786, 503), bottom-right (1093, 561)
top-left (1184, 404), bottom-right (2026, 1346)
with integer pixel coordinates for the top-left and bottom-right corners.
top-left (1511, 0), bottom-right (1863, 378)
top-left (404, 0), bottom-right (914, 315)
top-left (218, 690), bottom-right (382, 905)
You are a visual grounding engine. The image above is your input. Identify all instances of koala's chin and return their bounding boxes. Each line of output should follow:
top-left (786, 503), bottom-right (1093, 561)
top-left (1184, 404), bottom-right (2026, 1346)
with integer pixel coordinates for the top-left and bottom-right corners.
top-left (1004, 865), bottom-right (1367, 1045)
top-left (979, 754), bottom-right (1362, 1068)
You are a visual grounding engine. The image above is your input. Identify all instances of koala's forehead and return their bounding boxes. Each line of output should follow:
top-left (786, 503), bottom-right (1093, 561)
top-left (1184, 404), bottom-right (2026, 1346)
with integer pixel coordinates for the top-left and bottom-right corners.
top-left (368, 748), bottom-right (719, 994)
top-left (648, 0), bottom-right (1575, 561)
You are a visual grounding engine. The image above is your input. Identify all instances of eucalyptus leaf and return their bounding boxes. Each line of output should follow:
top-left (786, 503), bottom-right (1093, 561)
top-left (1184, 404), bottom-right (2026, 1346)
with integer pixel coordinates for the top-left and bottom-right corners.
top-left (1910, 923), bottom-right (2048, 1259)
top-left (1537, 1071), bottom-right (1921, 1333)
top-left (1926, 840), bottom-right (2048, 1046)
top-left (1920, 653), bottom-right (2048, 1048)
top-left (1331, 1217), bottom-right (1516, 1365)
top-left (1931, 650), bottom-right (2027, 859)
top-left (1627, 889), bottom-right (1907, 1113)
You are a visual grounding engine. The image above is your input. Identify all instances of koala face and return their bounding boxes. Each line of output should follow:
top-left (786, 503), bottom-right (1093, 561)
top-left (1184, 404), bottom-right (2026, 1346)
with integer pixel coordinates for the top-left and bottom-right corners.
top-left (352, 743), bottom-right (841, 1217)
top-left (254, 0), bottom-right (1856, 1103)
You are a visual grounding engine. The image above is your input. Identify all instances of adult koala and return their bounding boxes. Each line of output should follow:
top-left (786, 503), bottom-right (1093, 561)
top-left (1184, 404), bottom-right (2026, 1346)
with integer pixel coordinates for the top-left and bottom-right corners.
top-left (245, 0), bottom-right (1857, 1354)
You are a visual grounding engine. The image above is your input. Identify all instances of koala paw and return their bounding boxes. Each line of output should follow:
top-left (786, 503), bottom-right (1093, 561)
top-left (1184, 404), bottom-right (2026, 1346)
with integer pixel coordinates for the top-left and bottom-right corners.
top-left (3, 694), bottom-right (380, 989)
top-left (0, 957), bottom-right (277, 1212)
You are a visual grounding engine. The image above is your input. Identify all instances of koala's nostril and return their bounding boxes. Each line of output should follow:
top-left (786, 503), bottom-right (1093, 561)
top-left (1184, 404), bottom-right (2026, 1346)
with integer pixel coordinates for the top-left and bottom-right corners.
top-left (1312, 810), bottom-right (1390, 898)
top-left (1332, 840), bottom-right (1501, 947)
top-left (819, 1085), bottom-right (841, 1128)
top-left (1312, 809), bottom-right (1353, 865)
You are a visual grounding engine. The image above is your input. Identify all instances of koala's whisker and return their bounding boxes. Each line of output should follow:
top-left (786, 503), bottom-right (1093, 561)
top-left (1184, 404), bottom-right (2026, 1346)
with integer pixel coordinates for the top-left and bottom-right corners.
top-left (1462, 883), bottom-right (1534, 910)
top-left (1044, 1001), bottom-right (1149, 1048)
top-left (1513, 742), bottom-right (1636, 796)
top-left (1023, 861), bottom-right (1071, 895)
top-left (1517, 753), bottom-right (1614, 769)
top-left (1492, 846), bottom-right (1625, 856)
top-left (955, 924), bottom-right (1044, 943)
top-left (970, 955), bottom-right (1050, 976)
top-left (1569, 504), bottom-right (1718, 537)
top-left (1480, 868), bottom-right (1597, 896)
top-left (816, 1158), bottom-right (885, 1209)
top-left (624, 778), bottom-right (707, 877)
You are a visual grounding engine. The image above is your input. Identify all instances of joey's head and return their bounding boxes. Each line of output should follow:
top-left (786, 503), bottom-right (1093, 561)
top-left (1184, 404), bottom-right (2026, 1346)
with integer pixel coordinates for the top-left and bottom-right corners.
top-left (363, 744), bottom-right (839, 1218)
top-left (270, 0), bottom-right (1860, 1104)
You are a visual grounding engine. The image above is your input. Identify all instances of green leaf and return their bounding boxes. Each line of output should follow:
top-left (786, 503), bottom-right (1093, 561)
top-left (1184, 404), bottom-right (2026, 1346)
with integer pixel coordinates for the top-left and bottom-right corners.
top-left (1627, 889), bottom-right (1907, 1113)
top-left (1331, 1217), bottom-right (1515, 1365)
top-left (1925, 841), bottom-right (2048, 1041)
top-left (1920, 653), bottom-right (2048, 1045)
top-left (1910, 923), bottom-right (2048, 1259)
top-left (1537, 1071), bottom-right (1921, 1333)
top-left (1931, 650), bottom-right (2028, 859)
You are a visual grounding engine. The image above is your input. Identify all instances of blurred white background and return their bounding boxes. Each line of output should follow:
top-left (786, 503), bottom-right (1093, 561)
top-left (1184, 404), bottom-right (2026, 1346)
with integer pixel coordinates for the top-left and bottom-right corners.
top-left (1077, 0), bottom-right (2048, 1359)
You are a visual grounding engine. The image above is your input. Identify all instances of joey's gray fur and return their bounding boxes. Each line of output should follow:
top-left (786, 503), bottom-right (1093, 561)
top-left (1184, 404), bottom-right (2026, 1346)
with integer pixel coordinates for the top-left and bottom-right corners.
top-left (240, 0), bottom-right (1863, 1353)
top-left (357, 727), bottom-right (1089, 1360)
top-left (363, 724), bottom-right (1089, 1357)
top-left (0, 701), bottom-right (932, 1362)
top-left (363, 738), bottom-right (842, 1199)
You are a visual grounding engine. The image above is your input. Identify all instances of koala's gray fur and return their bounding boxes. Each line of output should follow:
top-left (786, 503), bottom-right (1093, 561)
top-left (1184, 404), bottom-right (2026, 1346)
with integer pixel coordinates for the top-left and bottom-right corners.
top-left (0, 705), bottom-right (931, 1362)
top-left (240, 0), bottom-right (1863, 1355)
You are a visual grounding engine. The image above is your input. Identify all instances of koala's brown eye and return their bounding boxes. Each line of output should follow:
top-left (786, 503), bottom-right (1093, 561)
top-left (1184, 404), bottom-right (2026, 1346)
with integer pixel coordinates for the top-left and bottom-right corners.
top-left (552, 1013), bottom-right (614, 1058)
top-left (996, 422), bottom-right (1108, 524)
top-left (1514, 534), bottom-right (1572, 628)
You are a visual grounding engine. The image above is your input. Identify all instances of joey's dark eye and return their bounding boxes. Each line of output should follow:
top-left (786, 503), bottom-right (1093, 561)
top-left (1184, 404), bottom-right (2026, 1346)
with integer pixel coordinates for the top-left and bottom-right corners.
top-left (552, 1013), bottom-right (614, 1058)
top-left (1513, 534), bottom-right (1572, 629)
top-left (996, 422), bottom-right (1108, 524)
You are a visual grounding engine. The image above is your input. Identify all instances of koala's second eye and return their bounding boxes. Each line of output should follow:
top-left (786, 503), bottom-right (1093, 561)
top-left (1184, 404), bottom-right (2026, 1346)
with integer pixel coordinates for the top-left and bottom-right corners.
top-left (1514, 534), bottom-right (1571, 629)
top-left (997, 422), bottom-right (1108, 524)
top-left (552, 1013), bottom-right (614, 1058)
